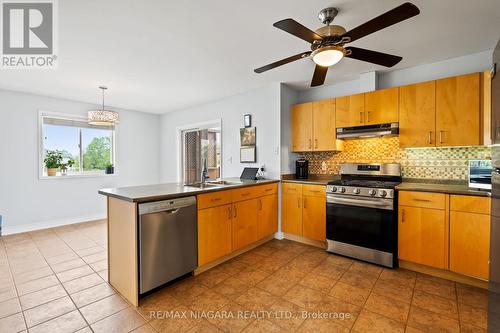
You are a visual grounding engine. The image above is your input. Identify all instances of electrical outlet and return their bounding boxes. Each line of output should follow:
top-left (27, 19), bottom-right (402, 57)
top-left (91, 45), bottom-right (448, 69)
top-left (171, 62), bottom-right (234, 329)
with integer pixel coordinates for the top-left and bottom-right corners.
top-left (321, 161), bottom-right (327, 171)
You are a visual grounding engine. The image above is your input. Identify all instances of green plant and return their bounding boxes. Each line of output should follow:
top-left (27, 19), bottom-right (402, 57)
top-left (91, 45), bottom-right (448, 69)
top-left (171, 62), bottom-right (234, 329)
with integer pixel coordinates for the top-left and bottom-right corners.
top-left (44, 150), bottom-right (63, 169)
top-left (60, 158), bottom-right (75, 171)
top-left (106, 163), bottom-right (113, 168)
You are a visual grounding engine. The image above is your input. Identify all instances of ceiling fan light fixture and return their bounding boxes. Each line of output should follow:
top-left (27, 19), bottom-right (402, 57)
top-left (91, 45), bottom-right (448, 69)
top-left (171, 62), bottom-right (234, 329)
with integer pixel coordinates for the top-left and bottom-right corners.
top-left (311, 46), bottom-right (344, 67)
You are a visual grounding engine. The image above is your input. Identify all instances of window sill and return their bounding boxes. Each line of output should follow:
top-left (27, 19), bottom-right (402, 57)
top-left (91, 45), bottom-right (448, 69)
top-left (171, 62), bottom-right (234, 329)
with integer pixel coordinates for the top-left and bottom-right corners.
top-left (39, 173), bottom-right (118, 180)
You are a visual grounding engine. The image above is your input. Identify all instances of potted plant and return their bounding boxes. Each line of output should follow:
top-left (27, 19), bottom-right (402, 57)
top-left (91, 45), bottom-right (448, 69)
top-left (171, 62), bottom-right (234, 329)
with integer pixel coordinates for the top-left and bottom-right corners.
top-left (105, 163), bottom-right (114, 174)
top-left (44, 150), bottom-right (63, 176)
top-left (60, 159), bottom-right (75, 175)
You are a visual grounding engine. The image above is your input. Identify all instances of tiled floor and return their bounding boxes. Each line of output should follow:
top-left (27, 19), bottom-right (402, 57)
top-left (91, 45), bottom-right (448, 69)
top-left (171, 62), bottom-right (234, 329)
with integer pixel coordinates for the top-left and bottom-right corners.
top-left (0, 220), bottom-right (489, 333)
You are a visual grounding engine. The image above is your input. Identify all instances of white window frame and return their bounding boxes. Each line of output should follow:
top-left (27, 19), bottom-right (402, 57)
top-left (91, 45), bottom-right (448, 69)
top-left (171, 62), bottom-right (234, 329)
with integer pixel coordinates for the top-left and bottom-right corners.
top-left (176, 119), bottom-right (222, 183)
top-left (38, 110), bottom-right (117, 180)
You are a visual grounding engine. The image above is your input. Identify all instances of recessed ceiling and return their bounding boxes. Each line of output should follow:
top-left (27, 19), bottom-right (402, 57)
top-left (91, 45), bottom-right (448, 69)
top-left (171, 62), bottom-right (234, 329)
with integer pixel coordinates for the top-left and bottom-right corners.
top-left (0, 0), bottom-right (499, 114)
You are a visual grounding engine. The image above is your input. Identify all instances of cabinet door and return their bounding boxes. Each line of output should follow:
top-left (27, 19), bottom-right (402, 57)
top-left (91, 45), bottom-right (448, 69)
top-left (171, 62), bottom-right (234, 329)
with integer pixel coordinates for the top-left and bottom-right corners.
top-left (450, 211), bottom-right (490, 280)
top-left (365, 87), bottom-right (399, 125)
top-left (398, 206), bottom-right (446, 269)
top-left (335, 93), bottom-right (365, 127)
top-left (232, 199), bottom-right (258, 250)
top-left (198, 204), bottom-right (233, 266)
top-left (291, 103), bottom-right (313, 152)
top-left (257, 194), bottom-right (278, 239)
top-left (302, 195), bottom-right (326, 241)
top-left (436, 73), bottom-right (480, 146)
top-left (399, 81), bottom-right (436, 148)
top-left (312, 99), bottom-right (337, 151)
top-left (281, 193), bottom-right (302, 236)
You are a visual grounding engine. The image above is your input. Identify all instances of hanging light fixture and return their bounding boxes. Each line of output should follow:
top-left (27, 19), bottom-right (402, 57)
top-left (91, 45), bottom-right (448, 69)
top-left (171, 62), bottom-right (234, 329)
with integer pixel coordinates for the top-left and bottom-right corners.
top-left (88, 86), bottom-right (119, 126)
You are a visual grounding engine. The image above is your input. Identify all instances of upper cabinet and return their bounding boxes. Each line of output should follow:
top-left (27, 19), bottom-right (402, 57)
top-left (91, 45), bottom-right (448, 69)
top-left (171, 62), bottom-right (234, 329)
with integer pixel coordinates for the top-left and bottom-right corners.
top-left (399, 81), bottom-right (436, 148)
top-left (335, 93), bottom-right (365, 128)
top-left (291, 99), bottom-right (342, 152)
top-left (436, 73), bottom-right (480, 147)
top-left (364, 87), bottom-right (399, 125)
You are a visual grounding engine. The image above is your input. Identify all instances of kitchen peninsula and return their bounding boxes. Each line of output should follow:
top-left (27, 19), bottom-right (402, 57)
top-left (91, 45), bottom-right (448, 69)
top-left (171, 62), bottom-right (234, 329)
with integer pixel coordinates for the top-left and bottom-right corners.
top-left (99, 179), bottom-right (279, 306)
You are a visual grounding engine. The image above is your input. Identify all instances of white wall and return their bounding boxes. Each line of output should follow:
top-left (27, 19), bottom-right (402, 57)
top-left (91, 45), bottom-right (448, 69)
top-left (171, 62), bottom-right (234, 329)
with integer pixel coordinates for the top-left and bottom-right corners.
top-left (160, 84), bottom-right (281, 182)
top-left (280, 84), bottom-right (299, 175)
top-left (0, 90), bottom-right (161, 234)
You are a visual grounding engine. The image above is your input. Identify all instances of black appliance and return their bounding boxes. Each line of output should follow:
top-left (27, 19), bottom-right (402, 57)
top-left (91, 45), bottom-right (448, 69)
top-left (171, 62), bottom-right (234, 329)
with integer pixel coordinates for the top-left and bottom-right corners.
top-left (240, 167), bottom-right (260, 180)
top-left (295, 158), bottom-right (309, 179)
top-left (326, 163), bottom-right (402, 268)
top-left (490, 37), bottom-right (500, 333)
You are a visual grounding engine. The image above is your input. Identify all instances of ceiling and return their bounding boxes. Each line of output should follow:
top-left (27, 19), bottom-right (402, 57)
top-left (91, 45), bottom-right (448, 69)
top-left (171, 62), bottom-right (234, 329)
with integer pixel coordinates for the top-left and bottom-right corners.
top-left (1, 0), bottom-right (499, 114)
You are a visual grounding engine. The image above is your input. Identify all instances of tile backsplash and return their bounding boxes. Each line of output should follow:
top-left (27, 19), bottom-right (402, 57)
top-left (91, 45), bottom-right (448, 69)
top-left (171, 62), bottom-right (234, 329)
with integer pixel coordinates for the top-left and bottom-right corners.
top-left (300, 137), bottom-right (491, 180)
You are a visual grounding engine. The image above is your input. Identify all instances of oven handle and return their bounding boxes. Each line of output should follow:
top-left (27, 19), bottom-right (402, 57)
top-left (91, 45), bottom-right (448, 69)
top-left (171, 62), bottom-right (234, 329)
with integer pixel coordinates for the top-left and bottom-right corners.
top-left (327, 195), bottom-right (393, 210)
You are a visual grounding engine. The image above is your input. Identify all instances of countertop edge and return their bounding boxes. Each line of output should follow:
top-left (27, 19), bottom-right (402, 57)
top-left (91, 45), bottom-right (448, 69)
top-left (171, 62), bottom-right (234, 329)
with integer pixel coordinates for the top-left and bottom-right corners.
top-left (395, 184), bottom-right (491, 197)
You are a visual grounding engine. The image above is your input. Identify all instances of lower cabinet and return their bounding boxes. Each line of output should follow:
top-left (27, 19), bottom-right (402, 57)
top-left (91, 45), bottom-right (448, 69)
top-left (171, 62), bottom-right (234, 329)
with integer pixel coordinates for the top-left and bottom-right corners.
top-left (198, 204), bottom-right (233, 266)
top-left (232, 199), bottom-right (258, 251)
top-left (257, 194), bottom-right (278, 239)
top-left (282, 183), bottom-right (326, 242)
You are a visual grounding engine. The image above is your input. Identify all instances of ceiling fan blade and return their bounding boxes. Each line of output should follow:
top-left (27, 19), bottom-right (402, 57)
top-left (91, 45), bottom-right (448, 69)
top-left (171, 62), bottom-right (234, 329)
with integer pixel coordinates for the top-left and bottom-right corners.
top-left (345, 47), bottom-right (402, 67)
top-left (254, 51), bottom-right (311, 73)
top-left (311, 65), bottom-right (328, 87)
top-left (273, 18), bottom-right (323, 44)
top-left (342, 2), bottom-right (420, 43)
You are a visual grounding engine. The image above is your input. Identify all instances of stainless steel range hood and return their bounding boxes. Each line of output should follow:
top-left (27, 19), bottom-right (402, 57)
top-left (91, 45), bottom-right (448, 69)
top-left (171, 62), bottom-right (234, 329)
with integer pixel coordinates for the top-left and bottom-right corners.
top-left (336, 123), bottom-right (399, 139)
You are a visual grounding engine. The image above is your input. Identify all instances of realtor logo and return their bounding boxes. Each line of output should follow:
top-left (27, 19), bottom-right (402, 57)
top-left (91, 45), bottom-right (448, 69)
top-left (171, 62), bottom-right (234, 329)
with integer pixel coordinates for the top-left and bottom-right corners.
top-left (1, 0), bottom-right (57, 68)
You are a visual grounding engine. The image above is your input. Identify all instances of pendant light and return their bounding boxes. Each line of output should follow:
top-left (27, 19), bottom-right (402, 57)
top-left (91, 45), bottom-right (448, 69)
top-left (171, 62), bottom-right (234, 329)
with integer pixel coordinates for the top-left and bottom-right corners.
top-left (88, 86), bottom-right (119, 126)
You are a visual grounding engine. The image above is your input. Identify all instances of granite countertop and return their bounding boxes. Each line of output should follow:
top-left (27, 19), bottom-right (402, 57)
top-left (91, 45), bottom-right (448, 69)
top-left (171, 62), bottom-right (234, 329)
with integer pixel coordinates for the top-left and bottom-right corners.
top-left (397, 179), bottom-right (491, 197)
top-left (281, 174), bottom-right (340, 186)
top-left (99, 178), bottom-right (280, 203)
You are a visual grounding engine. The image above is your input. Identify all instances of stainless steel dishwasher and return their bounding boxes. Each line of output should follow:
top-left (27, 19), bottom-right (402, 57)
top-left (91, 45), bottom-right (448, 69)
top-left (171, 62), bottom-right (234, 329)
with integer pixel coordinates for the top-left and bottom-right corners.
top-left (138, 196), bottom-right (197, 294)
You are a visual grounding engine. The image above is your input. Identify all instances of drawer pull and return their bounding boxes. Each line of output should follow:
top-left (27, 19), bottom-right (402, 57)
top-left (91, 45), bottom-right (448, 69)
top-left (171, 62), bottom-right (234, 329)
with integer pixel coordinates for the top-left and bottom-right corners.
top-left (234, 206), bottom-right (237, 218)
top-left (308, 190), bottom-right (321, 193)
top-left (228, 206), bottom-right (232, 219)
top-left (211, 198), bottom-right (222, 202)
top-left (401, 209), bottom-right (405, 223)
top-left (241, 193), bottom-right (251, 197)
top-left (413, 199), bottom-right (431, 202)
top-left (428, 131), bottom-right (432, 144)
top-left (265, 188), bottom-right (273, 192)
top-left (303, 198), bottom-right (307, 208)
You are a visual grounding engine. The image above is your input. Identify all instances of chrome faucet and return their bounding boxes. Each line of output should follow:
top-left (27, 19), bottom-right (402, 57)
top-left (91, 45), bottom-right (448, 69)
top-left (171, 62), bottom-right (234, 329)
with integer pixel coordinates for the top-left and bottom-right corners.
top-left (201, 159), bottom-right (209, 184)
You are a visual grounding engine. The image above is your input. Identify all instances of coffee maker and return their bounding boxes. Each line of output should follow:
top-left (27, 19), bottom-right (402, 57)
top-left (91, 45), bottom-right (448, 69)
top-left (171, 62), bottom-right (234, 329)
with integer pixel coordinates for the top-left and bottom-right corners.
top-left (295, 158), bottom-right (309, 179)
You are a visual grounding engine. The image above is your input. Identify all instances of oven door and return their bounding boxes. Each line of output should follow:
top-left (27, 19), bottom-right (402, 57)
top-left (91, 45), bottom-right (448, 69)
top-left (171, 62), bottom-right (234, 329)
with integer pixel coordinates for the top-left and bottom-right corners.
top-left (326, 195), bottom-right (396, 254)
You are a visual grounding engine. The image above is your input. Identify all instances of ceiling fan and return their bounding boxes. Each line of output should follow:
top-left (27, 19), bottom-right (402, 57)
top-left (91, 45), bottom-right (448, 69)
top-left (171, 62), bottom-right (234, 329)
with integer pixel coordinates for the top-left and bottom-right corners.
top-left (254, 2), bottom-right (420, 87)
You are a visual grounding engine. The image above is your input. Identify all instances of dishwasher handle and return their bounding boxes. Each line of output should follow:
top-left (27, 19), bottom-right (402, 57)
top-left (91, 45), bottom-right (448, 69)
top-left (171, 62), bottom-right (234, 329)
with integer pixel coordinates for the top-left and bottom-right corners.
top-left (139, 196), bottom-right (196, 215)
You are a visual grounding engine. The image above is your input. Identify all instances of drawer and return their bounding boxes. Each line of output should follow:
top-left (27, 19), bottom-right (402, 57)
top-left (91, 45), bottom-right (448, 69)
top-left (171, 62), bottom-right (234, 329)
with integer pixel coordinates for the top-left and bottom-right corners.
top-left (450, 195), bottom-right (490, 215)
top-left (399, 191), bottom-right (446, 210)
top-left (282, 182), bottom-right (303, 194)
top-left (231, 186), bottom-right (261, 202)
top-left (302, 184), bottom-right (326, 197)
top-left (197, 190), bottom-right (232, 209)
top-left (256, 183), bottom-right (278, 196)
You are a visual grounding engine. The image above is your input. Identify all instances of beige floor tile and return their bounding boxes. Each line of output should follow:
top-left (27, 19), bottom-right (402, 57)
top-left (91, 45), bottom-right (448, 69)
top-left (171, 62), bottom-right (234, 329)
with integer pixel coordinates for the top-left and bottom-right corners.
top-left (232, 267), bottom-right (270, 286)
top-left (70, 282), bottom-right (115, 308)
top-left (76, 246), bottom-right (105, 257)
top-left (296, 317), bottom-right (350, 333)
top-left (206, 301), bottom-right (254, 333)
top-left (75, 326), bottom-right (94, 333)
top-left (168, 278), bottom-right (209, 305)
top-left (242, 318), bottom-right (286, 332)
top-left (29, 310), bottom-right (87, 333)
top-left (0, 285), bottom-right (18, 303)
top-left (459, 322), bottom-right (487, 333)
top-left (407, 305), bottom-right (460, 333)
top-left (137, 291), bottom-right (182, 321)
top-left (56, 265), bottom-right (94, 283)
top-left (458, 303), bottom-right (488, 329)
top-left (272, 265), bottom-right (308, 281)
top-left (131, 324), bottom-right (158, 333)
top-left (97, 269), bottom-right (108, 282)
top-left (45, 252), bottom-right (79, 266)
top-left (324, 254), bottom-right (354, 270)
top-left (364, 293), bottom-right (410, 323)
top-left (349, 261), bottom-right (383, 277)
top-left (186, 319), bottom-right (221, 333)
top-left (282, 285), bottom-right (326, 310)
top-left (188, 289), bottom-right (230, 312)
top-left (24, 296), bottom-right (75, 328)
top-left (79, 294), bottom-right (129, 324)
top-left (234, 252), bottom-right (265, 266)
top-left (235, 287), bottom-right (278, 311)
top-left (378, 268), bottom-right (417, 287)
top-left (214, 259), bottom-right (247, 276)
top-left (81, 251), bottom-right (107, 264)
top-left (0, 297), bottom-right (21, 319)
top-left (313, 294), bottom-right (361, 329)
top-left (412, 289), bottom-right (458, 319)
top-left (267, 298), bottom-right (306, 331)
top-left (0, 312), bottom-right (26, 332)
top-left (256, 274), bottom-right (296, 297)
top-left (372, 278), bottom-right (414, 303)
top-left (415, 274), bottom-right (457, 300)
top-left (329, 281), bottom-right (370, 307)
top-left (19, 284), bottom-right (67, 310)
top-left (252, 256), bottom-right (288, 274)
top-left (51, 258), bottom-right (87, 273)
top-left (16, 274), bottom-right (59, 296)
top-left (149, 305), bottom-right (197, 333)
top-left (299, 272), bottom-right (336, 293)
top-left (338, 270), bottom-right (378, 290)
top-left (456, 283), bottom-right (488, 310)
top-left (195, 268), bottom-right (231, 288)
top-left (14, 266), bottom-right (53, 285)
top-left (91, 307), bottom-right (146, 333)
top-left (352, 309), bottom-right (405, 333)
top-left (212, 277), bottom-right (249, 299)
top-left (62, 273), bottom-right (104, 294)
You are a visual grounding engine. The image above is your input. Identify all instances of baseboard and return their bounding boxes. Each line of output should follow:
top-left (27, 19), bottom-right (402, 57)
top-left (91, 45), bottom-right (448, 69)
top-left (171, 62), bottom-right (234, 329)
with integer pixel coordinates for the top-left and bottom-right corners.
top-left (2, 214), bottom-right (107, 235)
top-left (274, 231), bottom-right (284, 240)
top-left (283, 233), bottom-right (326, 249)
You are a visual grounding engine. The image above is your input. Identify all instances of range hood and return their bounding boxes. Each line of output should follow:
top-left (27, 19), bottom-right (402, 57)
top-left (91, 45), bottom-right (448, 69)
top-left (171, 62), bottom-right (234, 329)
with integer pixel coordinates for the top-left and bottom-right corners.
top-left (336, 123), bottom-right (399, 139)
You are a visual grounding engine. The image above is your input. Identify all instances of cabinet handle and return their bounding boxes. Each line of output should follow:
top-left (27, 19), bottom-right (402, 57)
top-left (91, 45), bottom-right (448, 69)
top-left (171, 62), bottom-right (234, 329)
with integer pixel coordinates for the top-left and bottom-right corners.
top-left (439, 130), bottom-right (444, 144)
top-left (359, 112), bottom-right (363, 123)
top-left (367, 111), bottom-right (371, 123)
top-left (241, 192), bottom-right (250, 197)
top-left (303, 198), bottom-right (307, 209)
top-left (428, 131), bottom-right (432, 144)
top-left (234, 206), bottom-right (237, 218)
top-left (259, 199), bottom-right (263, 210)
top-left (314, 139), bottom-right (318, 149)
top-left (308, 139), bottom-right (312, 149)
top-left (413, 199), bottom-right (432, 202)
top-left (211, 197), bottom-right (221, 202)
top-left (309, 190), bottom-right (321, 193)
top-left (297, 197), bottom-right (301, 208)
top-left (228, 206), bottom-right (232, 219)
top-left (401, 209), bottom-right (405, 223)
top-left (265, 188), bottom-right (273, 192)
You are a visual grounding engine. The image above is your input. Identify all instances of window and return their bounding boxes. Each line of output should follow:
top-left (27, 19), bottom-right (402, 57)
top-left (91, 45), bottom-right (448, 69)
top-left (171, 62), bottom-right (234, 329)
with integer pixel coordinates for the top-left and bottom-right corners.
top-left (181, 123), bottom-right (221, 184)
top-left (40, 112), bottom-right (115, 177)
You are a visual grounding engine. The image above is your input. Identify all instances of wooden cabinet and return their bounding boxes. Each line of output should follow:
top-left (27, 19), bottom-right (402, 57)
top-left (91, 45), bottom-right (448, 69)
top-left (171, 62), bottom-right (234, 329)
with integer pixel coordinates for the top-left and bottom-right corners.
top-left (398, 191), bottom-right (448, 269)
top-left (364, 87), bottom-right (399, 125)
top-left (198, 204), bottom-right (233, 266)
top-left (232, 199), bottom-right (259, 251)
top-left (257, 194), bottom-right (278, 239)
top-left (436, 73), bottom-right (480, 146)
top-left (450, 195), bottom-right (491, 280)
top-left (291, 99), bottom-right (341, 152)
top-left (281, 183), bottom-right (326, 242)
top-left (399, 81), bottom-right (436, 148)
top-left (335, 93), bottom-right (365, 128)
top-left (291, 103), bottom-right (313, 151)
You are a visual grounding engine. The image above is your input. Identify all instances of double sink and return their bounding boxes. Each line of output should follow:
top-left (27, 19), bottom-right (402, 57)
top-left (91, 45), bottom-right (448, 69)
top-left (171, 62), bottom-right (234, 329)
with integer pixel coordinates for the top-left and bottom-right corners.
top-left (184, 180), bottom-right (243, 189)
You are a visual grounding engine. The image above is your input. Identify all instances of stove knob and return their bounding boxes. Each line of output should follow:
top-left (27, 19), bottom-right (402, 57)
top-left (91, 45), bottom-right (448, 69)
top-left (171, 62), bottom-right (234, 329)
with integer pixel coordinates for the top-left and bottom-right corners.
top-left (331, 187), bottom-right (337, 193)
top-left (379, 190), bottom-right (387, 197)
top-left (339, 187), bottom-right (346, 193)
top-left (368, 189), bottom-right (377, 196)
top-left (353, 188), bottom-right (360, 194)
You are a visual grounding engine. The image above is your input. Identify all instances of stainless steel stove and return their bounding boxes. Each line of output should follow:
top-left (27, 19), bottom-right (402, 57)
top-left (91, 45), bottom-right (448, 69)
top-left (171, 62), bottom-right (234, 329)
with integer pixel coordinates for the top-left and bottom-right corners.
top-left (326, 163), bottom-right (402, 267)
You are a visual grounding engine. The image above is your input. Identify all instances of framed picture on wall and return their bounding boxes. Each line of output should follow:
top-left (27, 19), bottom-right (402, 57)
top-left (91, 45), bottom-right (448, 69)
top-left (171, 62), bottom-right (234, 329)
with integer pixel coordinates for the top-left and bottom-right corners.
top-left (240, 146), bottom-right (256, 163)
top-left (240, 127), bottom-right (256, 146)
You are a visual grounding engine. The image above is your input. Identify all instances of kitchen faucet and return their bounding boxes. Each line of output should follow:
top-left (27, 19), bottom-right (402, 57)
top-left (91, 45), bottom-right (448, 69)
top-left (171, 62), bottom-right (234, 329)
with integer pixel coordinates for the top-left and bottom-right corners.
top-left (201, 159), bottom-right (209, 184)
